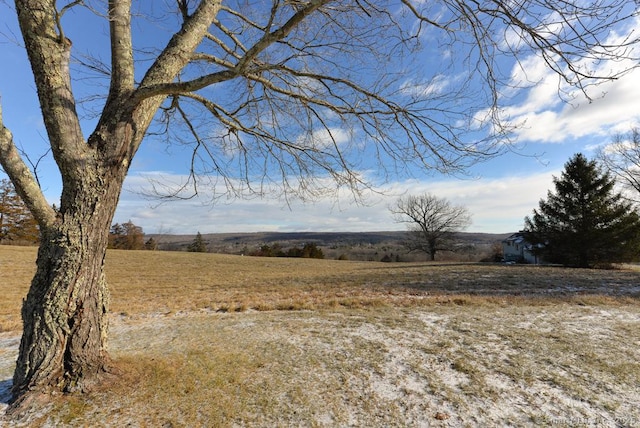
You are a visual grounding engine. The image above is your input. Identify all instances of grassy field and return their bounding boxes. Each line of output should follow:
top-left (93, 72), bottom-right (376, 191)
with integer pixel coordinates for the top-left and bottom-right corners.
top-left (1, 245), bottom-right (639, 427)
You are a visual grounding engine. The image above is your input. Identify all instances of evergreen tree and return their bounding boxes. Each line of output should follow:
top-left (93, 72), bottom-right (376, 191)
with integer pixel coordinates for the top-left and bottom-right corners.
top-left (188, 232), bottom-right (208, 253)
top-left (524, 154), bottom-right (640, 268)
top-left (301, 243), bottom-right (324, 259)
top-left (0, 178), bottom-right (39, 244)
top-left (144, 237), bottom-right (158, 251)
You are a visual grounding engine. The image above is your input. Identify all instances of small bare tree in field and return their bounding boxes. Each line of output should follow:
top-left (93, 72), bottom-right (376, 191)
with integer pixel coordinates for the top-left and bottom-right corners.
top-left (392, 193), bottom-right (471, 260)
top-left (0, 0), bottom-right (638, 417)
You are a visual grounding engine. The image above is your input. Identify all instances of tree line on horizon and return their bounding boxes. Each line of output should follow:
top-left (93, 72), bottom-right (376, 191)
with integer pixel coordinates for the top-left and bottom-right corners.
top-left (249, 242), bottom-right (325, 259)
top-left (5, 148), bottom-right (640, 269)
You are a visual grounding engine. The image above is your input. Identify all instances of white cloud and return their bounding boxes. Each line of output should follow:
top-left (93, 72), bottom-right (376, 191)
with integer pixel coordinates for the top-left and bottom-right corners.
top-left (113, 170), bottom-right (557, 234)
top-left (296, 127), bottom-right (352, 151)
top-left (500, 62), bottom-right (640, 144)
top-left (400, 74), bottom-right (454, 98)
top-left (496, 12), bottom-right (640, 145)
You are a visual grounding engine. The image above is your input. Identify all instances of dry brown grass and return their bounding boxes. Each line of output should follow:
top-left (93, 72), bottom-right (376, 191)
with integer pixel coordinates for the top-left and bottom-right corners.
top-left (102, 249), bottom-right (640, 314)
top-left (0, 246), bottom-right (36, 332)
top-left (1, 245), bottom-right (640, 426)
top-left (2, 246), bottom-right (639, 328)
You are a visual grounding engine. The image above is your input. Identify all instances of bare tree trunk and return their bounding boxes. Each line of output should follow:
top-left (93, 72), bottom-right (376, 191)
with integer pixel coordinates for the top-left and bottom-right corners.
top-left (8, 170), bottom-right (124, 414)
top-left (428, 237), bottom-right (437, 261)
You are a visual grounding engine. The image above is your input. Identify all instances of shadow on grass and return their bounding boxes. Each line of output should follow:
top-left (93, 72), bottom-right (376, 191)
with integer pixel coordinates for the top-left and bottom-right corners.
top-left (0, 379), bottom-right (12, 404)
top-left (356, 263), bottom-right (640, 300)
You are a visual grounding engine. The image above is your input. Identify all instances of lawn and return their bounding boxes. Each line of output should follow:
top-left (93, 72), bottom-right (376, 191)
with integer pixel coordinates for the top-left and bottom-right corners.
top-left (1, 245), bottom-right (639, 427)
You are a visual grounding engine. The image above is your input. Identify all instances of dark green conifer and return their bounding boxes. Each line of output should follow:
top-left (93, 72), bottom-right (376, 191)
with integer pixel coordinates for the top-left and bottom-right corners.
top-left (525, 153), bottom-right (640, 267)
top-left (188, 232), bottom-right (208, 253)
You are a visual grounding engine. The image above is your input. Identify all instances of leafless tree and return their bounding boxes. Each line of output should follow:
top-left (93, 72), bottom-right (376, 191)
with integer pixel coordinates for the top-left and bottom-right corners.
top-left (391, 193), bottom-right (471, 260)
top-left (0, 0), bottom-right (638, 417)
top-left (598, 128), bottom-right (640, 202)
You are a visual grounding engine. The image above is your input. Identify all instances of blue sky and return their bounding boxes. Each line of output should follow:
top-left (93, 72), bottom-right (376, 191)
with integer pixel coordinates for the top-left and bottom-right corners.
top-left (1, 2), bottom-right (640, 235)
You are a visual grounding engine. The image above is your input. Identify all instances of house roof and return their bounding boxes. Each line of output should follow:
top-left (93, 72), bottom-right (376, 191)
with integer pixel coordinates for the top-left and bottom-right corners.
top-left (502, 232), bottom-right (528, 245)
top-left (502, 232), bottom-right (544, 252)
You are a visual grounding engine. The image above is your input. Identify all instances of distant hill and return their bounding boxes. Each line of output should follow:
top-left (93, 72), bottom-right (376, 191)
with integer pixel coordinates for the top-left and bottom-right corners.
top-left (147, 231), bottom-right (512, 262)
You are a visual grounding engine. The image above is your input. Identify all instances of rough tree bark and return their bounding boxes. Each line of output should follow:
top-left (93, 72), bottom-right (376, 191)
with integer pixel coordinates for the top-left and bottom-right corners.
top-left (4, 1), bottom-right (123, 409)
top-left (11, 177), bottom-right (121, 403)
top-left (2, 0), bottom-right (222, 416)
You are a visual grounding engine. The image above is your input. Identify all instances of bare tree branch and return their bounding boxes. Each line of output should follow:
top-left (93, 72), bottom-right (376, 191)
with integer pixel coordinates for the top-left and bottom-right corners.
top-left (55, 0), bottom-right (84, 43)
top-left (18, 145), bottom-right (51, 190)
top-left (16, 0), bottom-right (89, 168)
top-left (598, 128), bottom-right (640, 203)
top-left (0, 101), bottom-right (56, 228)
top-left (107, 0), bottom-right (134, 101)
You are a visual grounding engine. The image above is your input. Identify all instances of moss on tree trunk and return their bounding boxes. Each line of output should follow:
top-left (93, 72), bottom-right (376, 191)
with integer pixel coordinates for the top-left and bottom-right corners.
top-left (8, 177), bottom-right (123, 416)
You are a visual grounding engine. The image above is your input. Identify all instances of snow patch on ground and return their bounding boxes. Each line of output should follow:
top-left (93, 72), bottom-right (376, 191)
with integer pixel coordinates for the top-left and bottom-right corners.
top-left (0, 334), bottom-right (19, 417)
top-left (1, 306), bottom-right (639, 427)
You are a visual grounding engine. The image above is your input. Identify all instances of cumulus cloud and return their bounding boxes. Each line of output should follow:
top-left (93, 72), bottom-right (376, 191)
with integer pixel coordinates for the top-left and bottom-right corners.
top-left (113, 170), bottom-right (557, 234)
top-left (503, 68), bottom-right (640, 144)
top-left (296, 127), bottom-right (352, 151)
top-left (498, 10), bottom-right (640, 145)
